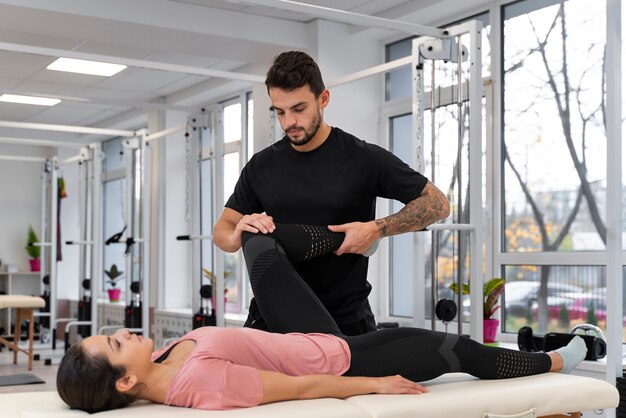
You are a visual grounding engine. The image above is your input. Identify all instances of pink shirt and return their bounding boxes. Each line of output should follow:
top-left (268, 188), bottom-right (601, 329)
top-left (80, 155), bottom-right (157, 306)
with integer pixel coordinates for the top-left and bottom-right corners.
top-left (151, 327), bottom-right (351, 410)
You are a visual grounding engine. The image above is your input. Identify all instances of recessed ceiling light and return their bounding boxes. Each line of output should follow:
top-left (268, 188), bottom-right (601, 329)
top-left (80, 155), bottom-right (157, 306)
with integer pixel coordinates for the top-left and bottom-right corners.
top-left (0, 94), bottom-right (61, 106)
top-left (47, 57), bottom-right (127, 77)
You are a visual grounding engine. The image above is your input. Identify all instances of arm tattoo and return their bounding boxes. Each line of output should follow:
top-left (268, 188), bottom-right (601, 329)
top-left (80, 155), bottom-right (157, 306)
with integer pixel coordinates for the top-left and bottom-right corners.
top-left (375, 183), bottom-right (449, 238)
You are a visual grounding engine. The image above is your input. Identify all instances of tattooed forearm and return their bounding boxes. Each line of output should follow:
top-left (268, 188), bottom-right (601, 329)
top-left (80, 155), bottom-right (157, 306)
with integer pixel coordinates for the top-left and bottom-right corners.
top-left (375, 182), bottom-right (450, 238)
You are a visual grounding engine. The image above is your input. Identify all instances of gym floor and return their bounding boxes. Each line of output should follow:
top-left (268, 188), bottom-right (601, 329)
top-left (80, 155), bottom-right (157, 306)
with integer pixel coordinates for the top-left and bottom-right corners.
top-left (0, 342), bottom-right (60, 394)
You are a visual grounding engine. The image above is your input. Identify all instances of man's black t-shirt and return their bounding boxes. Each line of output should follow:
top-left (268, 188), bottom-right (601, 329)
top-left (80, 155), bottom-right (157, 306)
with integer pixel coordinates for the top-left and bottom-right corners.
top-left (226, 127), bottom-right (428, 325)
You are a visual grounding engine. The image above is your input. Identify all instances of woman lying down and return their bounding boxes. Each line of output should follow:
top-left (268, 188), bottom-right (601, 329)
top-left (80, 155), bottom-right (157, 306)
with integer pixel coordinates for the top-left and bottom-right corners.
top-left (57, 224), bottom-right (586, 413)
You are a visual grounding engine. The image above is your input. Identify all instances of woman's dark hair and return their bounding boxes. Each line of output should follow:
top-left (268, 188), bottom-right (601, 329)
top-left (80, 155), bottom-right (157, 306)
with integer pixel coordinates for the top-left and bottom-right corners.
top-left (57, 343), bottom-right (136, 413)
top-left (265, 51), bottom-right (325, 97)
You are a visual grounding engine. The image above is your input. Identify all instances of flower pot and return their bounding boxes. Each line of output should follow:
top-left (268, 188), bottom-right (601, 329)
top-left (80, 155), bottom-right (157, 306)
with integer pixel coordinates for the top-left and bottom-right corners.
top-left (483, 318), bottom-right (499, 343)
top-left (29, 258), bottom-right (41, 272)
top-left (107, 288), bottom-right (122, 302)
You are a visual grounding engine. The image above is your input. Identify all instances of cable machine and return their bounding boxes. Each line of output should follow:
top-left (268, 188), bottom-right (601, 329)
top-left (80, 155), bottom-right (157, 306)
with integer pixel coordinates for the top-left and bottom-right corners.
top-left (176, 111), bottom-right (227, 328)
top-left (104, 123), bottom-right (189, 336)
top-left (297, 16), bottom-right (484, 340)
top-left (58, 145), bottom-right (103, 351)
top-left (411, 21), bottom-right (484, 340)
top-left (0, 151), bottom-right (50, 344)
top-left (0, 138), bottom-right (97, 356)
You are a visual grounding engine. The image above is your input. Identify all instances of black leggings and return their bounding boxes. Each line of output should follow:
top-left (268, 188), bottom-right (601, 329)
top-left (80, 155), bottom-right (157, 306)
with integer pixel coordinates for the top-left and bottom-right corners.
top-left (242, 224), bottom-right (552, 381)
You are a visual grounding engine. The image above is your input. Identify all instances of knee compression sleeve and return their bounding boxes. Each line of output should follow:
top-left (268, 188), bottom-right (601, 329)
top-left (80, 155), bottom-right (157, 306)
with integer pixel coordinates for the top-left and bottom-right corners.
top-left (266, 224), bottom-right (344, 262)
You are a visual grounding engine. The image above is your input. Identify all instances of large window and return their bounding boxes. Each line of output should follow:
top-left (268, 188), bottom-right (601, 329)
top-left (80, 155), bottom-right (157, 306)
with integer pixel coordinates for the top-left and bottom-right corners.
top-left (388, 113), bottom-right (414, 317)
top-left (384, 14), bottom-right (489, 321)
top-left (382, 1), bottom-right (624, 343)
top-left (200, 93), bottom-right (253, 315)
top-left (502, 0), bottom-right (607, 253)
top-left (501, 0), bottom-right (610, 336)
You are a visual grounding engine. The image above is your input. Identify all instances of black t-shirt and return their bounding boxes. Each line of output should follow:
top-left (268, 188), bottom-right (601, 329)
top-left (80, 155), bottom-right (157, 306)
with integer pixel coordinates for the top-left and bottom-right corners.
top-left (226, 127), bottom-right (428, 324)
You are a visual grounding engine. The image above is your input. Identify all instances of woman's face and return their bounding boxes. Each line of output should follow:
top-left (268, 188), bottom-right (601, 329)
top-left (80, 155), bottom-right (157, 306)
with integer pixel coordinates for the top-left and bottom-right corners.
top-left (82, 328), bottom-right (154, 373)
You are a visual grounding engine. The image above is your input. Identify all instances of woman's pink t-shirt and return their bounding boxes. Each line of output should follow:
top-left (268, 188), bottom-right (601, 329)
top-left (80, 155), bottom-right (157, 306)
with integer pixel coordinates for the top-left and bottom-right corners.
top-left (151, 327), bottom-right (351, 410)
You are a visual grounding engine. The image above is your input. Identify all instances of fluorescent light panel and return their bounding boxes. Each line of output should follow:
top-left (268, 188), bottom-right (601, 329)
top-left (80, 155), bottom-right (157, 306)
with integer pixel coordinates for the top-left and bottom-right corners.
top-left (47, 57), bottom-right (127, 76)
top-left (0, 94), bottom-right (61, 106)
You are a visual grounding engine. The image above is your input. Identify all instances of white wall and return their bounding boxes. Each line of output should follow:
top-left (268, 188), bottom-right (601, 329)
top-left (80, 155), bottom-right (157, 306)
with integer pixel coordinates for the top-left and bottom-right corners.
top-left (309, 19), bottom-right (386, 318)
top-left (313, 20), bottom-right (384, 146)
top-left (0, 144), bottom-right (53, 272)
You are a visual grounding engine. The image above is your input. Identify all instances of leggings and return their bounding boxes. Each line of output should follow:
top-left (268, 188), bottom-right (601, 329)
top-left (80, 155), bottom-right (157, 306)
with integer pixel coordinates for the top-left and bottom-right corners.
top-left (242, 224), bottom-right (552, 381)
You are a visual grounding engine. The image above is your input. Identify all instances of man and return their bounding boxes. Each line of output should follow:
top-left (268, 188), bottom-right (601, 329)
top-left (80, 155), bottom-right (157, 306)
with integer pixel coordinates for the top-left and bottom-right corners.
top-left (214, 51), bottom-right (449, 335)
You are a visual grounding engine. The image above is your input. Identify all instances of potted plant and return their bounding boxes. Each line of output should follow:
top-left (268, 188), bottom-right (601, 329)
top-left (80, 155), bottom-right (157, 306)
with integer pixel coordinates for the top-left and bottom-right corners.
top-left (104, 264), bottom-right (124, 302)
top-left (25, 225), bottom-right (41, 272)
top-left (202, 268), bottom-right (231, 307)
top-left (450, 277), bottom-right (505, 343)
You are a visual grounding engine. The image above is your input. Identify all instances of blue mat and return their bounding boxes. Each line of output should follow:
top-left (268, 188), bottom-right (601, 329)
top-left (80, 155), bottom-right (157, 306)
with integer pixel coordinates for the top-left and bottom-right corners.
top-left (0, 373), bottom-right (45, 386)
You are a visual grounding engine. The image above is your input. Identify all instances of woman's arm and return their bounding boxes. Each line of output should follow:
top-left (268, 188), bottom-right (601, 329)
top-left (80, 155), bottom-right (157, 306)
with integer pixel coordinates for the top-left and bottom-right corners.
top-left (258, 371), bottom-right (428, 405)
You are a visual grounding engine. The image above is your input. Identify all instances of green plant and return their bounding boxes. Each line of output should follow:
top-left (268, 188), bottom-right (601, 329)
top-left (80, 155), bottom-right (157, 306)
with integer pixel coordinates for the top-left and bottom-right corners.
top-left (449, 278), bottom-right (505, 320)
top-left (104, 264), bottom-right (124, 287)
top-left (586, 303), bottom-right (598, 326)
top-left (558, 303), bottom-right (570, 328)
top-left (25, 225), bottom-right (41, 259)
top-left (202, 268), bottom-right (232, 287)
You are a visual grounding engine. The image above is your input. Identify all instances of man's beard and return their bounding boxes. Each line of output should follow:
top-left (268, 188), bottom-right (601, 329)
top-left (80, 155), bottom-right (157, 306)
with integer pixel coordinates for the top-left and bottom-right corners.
top-left (285, 111), bottom-right (321, 147)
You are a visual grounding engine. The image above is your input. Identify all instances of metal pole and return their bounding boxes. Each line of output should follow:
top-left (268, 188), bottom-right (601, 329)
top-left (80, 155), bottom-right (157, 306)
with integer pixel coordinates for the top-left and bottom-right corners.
top-left (140, 134), bottom-right (151, 338)
top-left (0, 155), bottom-right (47, 163)
top-left (412, 38), bottom-right (426, 329)
top-left (430, 60), bottom-right (438, 331)
top-left (467, 20), bottom-right (484, 342)
top-left (605, 0), bottom-right (622, 394)
top-left (327, 56), bottom-right (412, 88)
top-left (0, 136), bottom-right (84, 149)
top-left (237, 0), bottom-right (445, 37)
top-left (39, 161), bottom-right (49, 319)
top-left (49, 157), bottom-right (59, 345)
top-left (145, 123), bottom-right (188, 143)
top-left (90, 145), bottom-right (104, 337)
top-left (0, 42), bottom-right (265, 84)
top-left (190, 126), bottom-right (202, 316)
top-left (0, 120), bottom-right (135, 137)
top-left (214, 109), bottom-right (226, 327)
top-left (122, 139), bottom-right (137, 314)
top-left (78, 150), bottom-right (88, 311)
top-left (456, 35), bottom-right (464, 337)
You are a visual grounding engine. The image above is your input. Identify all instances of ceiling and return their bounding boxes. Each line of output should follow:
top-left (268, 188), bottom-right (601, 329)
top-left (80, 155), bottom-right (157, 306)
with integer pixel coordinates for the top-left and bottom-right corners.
top-left (0, 0), bottom-right (489, 146)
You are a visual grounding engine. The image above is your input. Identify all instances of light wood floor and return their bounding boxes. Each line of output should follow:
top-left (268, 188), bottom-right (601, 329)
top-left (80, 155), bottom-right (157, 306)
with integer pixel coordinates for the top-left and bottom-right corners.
top-left (0, 341), bottom-right (61, 394)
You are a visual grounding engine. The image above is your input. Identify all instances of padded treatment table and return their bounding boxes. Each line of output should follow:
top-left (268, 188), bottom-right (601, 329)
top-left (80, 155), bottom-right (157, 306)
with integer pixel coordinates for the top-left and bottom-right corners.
top-left (2, 372), bottom-right (618, 418)
top-left (0, 295), bottom-right (46, 370)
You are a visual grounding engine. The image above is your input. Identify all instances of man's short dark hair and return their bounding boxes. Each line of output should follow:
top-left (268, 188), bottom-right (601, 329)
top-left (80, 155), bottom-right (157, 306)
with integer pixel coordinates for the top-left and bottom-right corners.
top-left (265, 51), bottom-right (325, 97)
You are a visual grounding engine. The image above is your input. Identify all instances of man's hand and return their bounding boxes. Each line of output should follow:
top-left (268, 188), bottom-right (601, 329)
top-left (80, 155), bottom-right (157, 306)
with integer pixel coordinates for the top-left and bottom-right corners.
top-left (236, 213), bottom-right (275, 235)
top-left (328, 221), bottom-right (380, 256)
top-left (214, 209), bottom-right (275, 253)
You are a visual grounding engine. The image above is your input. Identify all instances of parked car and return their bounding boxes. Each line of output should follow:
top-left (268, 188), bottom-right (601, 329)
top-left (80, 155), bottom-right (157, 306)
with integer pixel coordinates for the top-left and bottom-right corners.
top-left (529, 293), bottom-right (587, 321)
top-left (504, 281), bottom-right (583, 317)
top-left (529, 290), bottom-right (626, 325)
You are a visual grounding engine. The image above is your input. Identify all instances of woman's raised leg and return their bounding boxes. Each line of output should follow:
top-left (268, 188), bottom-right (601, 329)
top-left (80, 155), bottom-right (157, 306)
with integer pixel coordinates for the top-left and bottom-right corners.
top-left (241, 224), bottom-right (344, 334)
